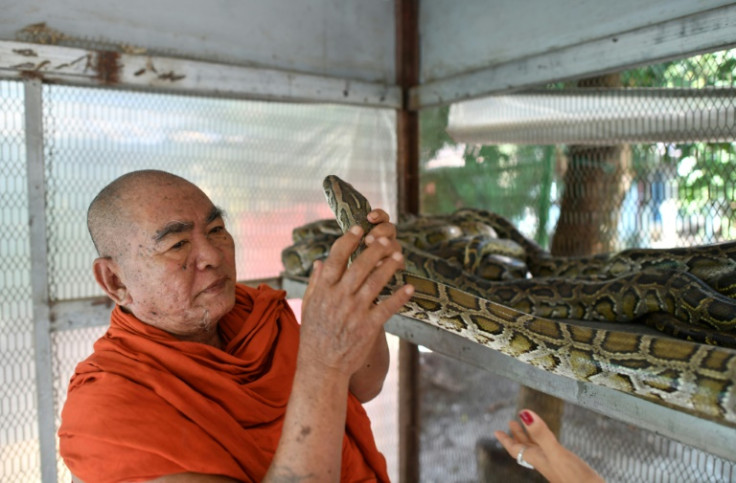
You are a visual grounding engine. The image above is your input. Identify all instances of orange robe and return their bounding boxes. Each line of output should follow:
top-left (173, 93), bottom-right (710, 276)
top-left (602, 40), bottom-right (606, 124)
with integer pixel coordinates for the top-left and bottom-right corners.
top-left (59, 283), bottom-right (389, 482)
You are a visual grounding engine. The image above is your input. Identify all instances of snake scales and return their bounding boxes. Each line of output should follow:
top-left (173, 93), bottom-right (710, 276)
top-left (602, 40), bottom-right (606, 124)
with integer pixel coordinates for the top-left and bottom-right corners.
top-left (283, 175), bottom-right (736, 424)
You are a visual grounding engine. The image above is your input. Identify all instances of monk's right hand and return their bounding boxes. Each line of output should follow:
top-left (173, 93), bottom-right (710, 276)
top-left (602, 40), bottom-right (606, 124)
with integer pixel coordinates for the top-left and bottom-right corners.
top-left (299, 224), bottom-right (413, 377)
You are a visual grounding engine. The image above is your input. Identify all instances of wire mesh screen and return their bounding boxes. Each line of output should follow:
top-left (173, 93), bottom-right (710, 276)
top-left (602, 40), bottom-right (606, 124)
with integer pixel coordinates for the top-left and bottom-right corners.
top-left (43, 85), bottom-right (397, 301)
top-left (0, 79), bottom-right (397, 482)
top-left (50, 325), bottom-right (108, 480)
top-left (418, 49), bottom-right (736, 481)
top-left (419, 351), bottom-right (736, 483)
top-left (42, 85), bottom-right (397, 481)
top-left (0, 80), bottom-right (41, 482)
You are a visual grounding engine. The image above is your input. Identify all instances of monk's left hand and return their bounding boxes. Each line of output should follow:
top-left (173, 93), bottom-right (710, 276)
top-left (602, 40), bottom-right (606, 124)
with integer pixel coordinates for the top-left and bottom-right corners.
top-left (298, 210), bottom-right (412, 381)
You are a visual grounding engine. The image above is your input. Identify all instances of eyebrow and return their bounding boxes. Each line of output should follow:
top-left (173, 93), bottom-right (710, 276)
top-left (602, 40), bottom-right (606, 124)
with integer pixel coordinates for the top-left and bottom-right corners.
top-left (153, 206), bottom-right (225, 243)
top-left (207, 206), bottom-right (225, 224)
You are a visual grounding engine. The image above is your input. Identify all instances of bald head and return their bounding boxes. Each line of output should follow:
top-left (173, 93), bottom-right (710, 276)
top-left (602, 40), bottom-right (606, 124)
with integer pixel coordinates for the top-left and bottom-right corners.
top-left (87, 170), bottom-right (201, 257)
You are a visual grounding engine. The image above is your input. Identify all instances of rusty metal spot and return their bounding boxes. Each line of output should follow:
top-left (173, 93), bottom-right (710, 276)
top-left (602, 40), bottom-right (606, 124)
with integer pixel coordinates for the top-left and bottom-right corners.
top-left (19, 70), bottom-right (44, 80)
top-left (158, 71), bottom-right (186, 82)
top-left (12, 48), bottom-right (38, 57)
top-left (12, 58), bottom-right (50, 79)
top-left (17, 22), bottom-right (69, 45)
top-left (95, 50), bottom-right (121, 84)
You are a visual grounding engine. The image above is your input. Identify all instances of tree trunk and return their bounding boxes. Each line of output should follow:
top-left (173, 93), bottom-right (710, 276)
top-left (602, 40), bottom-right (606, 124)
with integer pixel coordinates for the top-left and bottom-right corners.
top-left (551, 73), bottom-right (632, 255)
top-left (522, 71), bottom-right (632, 442)
top-left (551, 143), bottom-right (632, 254)
top-left (524, 72), bottom-right (632, 435)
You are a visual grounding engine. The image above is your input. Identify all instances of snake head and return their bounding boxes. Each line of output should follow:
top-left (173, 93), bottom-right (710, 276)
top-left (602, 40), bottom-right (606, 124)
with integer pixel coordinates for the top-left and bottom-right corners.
top-left (323, 175), bottom-right (375, 235)
top-left (323, 175), bottom-right (377, 261)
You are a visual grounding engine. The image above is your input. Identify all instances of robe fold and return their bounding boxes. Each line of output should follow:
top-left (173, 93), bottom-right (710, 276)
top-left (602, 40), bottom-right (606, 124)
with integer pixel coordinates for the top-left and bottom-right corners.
top-left (59, 283), bottom-right (389, 482)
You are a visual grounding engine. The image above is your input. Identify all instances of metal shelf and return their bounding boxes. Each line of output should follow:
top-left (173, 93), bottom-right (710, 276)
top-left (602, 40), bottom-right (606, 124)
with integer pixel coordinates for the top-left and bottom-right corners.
top-left (282, 276), bottom-right (736, 462)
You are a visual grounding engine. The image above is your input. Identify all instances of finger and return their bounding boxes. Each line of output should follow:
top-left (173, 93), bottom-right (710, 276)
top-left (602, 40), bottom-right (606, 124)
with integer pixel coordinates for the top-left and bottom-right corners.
top-left (508, 420), bottom-right (530, 445)
top-left (302, 259), bottom-right (323, 302)
top-left (493, 430), bottom-right (515, 456)
top-left (518, 409), bottom-right (561, 452)
top-left (351, 247), bottom-right (406, 303)
top-left (320, 225), bottom-right (363, 283)
top-left (367, 280), bottom-right (414, 323)
top-left (367, 222), bottom-right (397, 243)
top-left (340, 237), bottom-right (403, 294)
top-left (367, 209), bottom-right (389, 224)
top-left (496, 428), bottom-right (549, 477)
top-left (494, 429), bottom-right (533, 464)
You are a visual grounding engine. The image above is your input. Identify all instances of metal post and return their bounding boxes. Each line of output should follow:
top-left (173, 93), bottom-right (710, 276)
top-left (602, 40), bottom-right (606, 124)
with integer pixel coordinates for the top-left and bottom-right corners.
top-left (395, 1), bottom-right (420, 481)
top-left (25, 78), bottom-right (58, 483)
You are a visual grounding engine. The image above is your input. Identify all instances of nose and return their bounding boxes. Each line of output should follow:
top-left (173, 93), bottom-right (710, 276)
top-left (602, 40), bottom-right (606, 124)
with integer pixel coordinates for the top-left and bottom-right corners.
top-left (195, 236), bottom-right (224, 270)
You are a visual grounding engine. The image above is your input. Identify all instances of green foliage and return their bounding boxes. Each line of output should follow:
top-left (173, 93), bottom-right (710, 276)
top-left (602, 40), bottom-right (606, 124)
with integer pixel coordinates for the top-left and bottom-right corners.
top-left (419, 125), bottom-right (556, 244)
top-left (419, 48), bottom-right (736, 244)
top-left (419, 105), bottom-right (454, 163)
top-left (628, 50), bottom-right (736, 239)
top-left (621, 50), bottom-right (735, 88)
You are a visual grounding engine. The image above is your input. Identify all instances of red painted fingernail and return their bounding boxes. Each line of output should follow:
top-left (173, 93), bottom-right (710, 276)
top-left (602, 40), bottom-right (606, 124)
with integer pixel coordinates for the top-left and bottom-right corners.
top-left (519, 410), bottom-right (533, 425)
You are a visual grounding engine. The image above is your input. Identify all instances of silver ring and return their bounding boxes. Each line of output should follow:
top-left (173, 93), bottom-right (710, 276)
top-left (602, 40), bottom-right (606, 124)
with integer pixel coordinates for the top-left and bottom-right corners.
top-left (516, 446), bottom-right (534, 469)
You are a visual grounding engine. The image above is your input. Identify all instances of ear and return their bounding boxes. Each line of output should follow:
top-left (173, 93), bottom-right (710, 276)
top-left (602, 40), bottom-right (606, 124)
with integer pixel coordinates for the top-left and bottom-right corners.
top-left (92, 257), bottom-right (132, 306)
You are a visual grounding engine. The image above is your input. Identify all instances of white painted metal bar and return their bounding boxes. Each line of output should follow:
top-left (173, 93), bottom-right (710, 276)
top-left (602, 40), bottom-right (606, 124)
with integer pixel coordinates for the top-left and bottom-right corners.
top-left (447, 88), bottom-right (736, 145)
top-left (49, 297), bottom-right (114, 332)
top-left (25, 78), bottom-right (58, 483)
top-left (411, 4), bottom-right (736, 109)
top-left (0, 41), bottom-right (402, 108)
top-left (282, 276), bottom-right (736, 463)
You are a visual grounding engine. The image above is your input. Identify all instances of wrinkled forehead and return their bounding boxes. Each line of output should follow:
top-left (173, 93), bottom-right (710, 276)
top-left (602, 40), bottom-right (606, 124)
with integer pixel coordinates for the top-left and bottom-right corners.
top-left (123, 180), bottom-right (216, 229)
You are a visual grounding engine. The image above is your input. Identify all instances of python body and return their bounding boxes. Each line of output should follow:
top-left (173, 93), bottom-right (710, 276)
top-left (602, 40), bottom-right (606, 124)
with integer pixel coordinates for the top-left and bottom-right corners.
top-left (288, 175), bottom-right (736, 423)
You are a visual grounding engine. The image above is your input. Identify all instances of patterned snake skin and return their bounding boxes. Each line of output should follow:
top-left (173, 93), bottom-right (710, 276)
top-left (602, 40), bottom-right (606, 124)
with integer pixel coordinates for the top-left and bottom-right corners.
top-left (283, 175), bottom-right (736, 423)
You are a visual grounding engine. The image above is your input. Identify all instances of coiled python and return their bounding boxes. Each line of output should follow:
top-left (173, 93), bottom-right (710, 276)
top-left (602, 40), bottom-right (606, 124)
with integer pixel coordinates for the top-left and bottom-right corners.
top-left (288, 175), bottom-right (736, 423)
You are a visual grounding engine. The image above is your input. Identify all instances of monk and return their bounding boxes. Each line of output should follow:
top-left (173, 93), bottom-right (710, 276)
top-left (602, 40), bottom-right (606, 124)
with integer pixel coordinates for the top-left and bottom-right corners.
top-left (58, 170), bottom-right (414, 482)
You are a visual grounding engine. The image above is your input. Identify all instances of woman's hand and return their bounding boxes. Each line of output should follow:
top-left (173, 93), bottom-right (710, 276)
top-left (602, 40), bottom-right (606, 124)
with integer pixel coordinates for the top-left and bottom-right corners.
top-left (495, 409), bottom-right (605, 483)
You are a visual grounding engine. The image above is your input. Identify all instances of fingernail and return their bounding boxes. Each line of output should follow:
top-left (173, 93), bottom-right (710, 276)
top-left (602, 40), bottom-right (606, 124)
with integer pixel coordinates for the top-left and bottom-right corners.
top-left (519, 410), bottom-right (533, 425)
top-left (378, 237), bottom-right (389, 246)
top-left (350, 225), bottom-right (362, 236)
top-left (404, 284), bottom-right (414, 295)
top-left (392, 252), bottom-right (403, 262)
top-left (365, 234), bottom-right (375, 244)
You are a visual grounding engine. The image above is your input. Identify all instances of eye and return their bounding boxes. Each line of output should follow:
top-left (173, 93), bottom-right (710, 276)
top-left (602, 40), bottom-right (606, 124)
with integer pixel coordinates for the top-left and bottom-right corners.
top-left (170, 240), bottom-right (188, 250)
top-left (209, 225), bottom-right (226, 235)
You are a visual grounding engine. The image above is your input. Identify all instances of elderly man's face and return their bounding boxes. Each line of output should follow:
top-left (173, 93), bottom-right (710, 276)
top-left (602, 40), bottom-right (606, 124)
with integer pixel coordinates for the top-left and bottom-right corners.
top-left (116, 181), bottom-right (237, 339)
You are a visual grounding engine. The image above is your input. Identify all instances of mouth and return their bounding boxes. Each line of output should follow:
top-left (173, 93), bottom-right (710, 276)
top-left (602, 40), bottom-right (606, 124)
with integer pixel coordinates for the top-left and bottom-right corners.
top-left (201, 277), bottom-right (229, 295)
